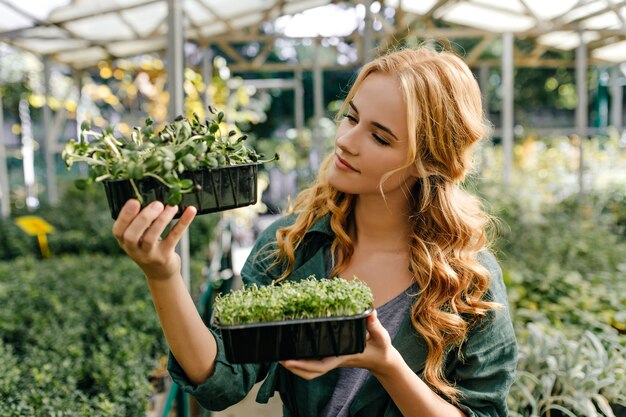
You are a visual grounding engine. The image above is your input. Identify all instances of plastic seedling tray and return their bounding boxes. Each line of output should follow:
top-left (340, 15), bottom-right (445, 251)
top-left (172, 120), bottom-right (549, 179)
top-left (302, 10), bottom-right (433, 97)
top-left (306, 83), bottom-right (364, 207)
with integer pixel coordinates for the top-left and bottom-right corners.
top-left (215, 310), bottom-right (371, 364)
top-left (103, 163), bottom-right (258, 219)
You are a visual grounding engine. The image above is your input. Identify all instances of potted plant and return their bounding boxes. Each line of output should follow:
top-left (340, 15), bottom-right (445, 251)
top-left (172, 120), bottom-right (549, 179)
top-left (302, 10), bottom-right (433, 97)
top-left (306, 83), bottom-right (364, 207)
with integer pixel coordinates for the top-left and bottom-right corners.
top-left (212, 276), bottom-right (374, 363)
top-left (62, 107), bottom-right (278, 219)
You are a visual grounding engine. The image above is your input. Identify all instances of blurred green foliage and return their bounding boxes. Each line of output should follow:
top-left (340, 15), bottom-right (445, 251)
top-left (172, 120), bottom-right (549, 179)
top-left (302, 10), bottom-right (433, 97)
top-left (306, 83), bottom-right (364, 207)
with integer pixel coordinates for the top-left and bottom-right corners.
top-left (0, 181), bottom-right (220, 261)
top-left (0, 255), bottom-right (165, 416)
top-left (473, 135), bottom-right (626, 416)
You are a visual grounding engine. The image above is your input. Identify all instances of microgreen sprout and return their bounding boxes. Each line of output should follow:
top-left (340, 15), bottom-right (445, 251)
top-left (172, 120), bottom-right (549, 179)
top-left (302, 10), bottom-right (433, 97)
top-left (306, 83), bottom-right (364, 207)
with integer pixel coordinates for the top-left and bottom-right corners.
top-left (213, 277), bottom-right (373, 325)
top-left (62, 108), bottom-right (279, 205)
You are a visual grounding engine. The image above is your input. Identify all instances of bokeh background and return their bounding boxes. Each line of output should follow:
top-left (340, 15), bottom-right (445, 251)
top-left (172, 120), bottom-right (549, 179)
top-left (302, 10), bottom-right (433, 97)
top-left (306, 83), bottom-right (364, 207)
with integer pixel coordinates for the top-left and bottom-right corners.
top-left (0, 1), bottom-right (624, 416)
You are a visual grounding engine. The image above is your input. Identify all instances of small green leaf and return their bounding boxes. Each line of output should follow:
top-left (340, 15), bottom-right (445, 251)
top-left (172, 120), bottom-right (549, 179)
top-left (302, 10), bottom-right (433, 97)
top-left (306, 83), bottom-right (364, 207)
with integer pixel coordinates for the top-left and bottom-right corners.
top-left (179, 179), bottom-right (193, 189)
top-left (166, 192), bottom-right (182, 206)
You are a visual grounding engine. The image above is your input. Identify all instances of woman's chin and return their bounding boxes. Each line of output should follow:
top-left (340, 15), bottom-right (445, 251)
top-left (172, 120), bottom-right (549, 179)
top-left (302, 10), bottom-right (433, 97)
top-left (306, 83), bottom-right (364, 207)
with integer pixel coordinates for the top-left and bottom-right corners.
top-left (327, 176), bottom-right (359, 195)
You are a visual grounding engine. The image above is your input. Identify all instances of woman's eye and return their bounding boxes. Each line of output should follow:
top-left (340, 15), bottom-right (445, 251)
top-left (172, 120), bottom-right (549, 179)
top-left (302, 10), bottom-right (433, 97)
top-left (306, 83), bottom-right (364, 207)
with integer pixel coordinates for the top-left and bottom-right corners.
top-left (344, 113), bottom-right (358, 124)
top-left (372, 134), bottom-right (390, 146)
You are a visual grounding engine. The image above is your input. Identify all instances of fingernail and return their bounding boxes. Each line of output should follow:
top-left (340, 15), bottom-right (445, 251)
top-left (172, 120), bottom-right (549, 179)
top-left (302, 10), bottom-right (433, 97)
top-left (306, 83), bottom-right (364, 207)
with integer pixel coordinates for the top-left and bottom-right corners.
top-left (151, 202), bottom-right (164, 211)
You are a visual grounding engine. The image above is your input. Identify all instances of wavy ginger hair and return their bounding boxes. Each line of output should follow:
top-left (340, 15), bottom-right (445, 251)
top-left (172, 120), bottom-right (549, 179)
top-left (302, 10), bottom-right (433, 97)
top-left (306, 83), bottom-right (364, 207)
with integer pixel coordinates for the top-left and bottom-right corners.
top-left (272, 47), bottom-right (500, 402)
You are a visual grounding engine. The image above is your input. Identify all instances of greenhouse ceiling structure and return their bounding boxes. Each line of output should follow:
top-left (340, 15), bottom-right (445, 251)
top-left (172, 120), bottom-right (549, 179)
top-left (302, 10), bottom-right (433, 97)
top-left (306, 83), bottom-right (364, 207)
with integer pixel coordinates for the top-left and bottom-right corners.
top-left (1, 0), bottom-right (626, 69)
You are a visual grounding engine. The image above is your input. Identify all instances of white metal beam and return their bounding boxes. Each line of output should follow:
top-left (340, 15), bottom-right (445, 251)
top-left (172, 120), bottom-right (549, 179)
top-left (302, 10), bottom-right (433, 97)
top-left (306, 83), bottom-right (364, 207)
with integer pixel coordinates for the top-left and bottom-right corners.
top-left (43, 56), bottom-right (58, 205)
top-left (313, 41), bottom-right (324, 121)
top-left (311, 40), bottom-right (324, 172)
top-left (478, 62), bottom-right (489, 175)
top-left (363, 0), bottom-right (374, 64)
top-left (0, 82), bottom-right (9, 218)
top-left (576, 35), bottom-right (587, 197)
top-left (501, 32), bottom-right (514, 184)
top-left (611, 65), bottom-right (623, 131)
top-left (202, 46), bottom-right (213, 107)
top-left (295, 69), bottom-right (304, 131)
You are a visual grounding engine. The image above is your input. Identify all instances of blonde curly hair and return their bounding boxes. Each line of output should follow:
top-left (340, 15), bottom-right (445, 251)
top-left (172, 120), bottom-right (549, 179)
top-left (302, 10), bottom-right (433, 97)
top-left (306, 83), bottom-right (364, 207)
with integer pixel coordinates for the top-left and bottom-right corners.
top-left (271, 46), bottom-right (500, 402)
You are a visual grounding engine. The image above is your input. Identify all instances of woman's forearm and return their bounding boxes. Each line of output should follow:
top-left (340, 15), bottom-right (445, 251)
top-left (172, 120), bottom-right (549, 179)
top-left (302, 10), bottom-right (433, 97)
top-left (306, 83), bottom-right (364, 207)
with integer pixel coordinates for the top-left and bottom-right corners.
top-left (147, 274), bottom-right (217, 385)
top-left (372, 349), bottom-right (467, 417)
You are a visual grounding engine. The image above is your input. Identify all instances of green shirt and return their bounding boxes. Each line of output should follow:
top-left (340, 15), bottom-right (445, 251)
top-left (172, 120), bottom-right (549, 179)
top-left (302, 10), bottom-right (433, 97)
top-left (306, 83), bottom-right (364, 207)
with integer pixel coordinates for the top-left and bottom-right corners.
top-left (168, 214), bottom-right (518, 417)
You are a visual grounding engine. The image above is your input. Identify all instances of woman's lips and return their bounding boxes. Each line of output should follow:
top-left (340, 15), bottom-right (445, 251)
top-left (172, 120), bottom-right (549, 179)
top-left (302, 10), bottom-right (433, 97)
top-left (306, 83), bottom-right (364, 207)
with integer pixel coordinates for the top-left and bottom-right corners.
top-left (335, 154), bottom-right (360, 173)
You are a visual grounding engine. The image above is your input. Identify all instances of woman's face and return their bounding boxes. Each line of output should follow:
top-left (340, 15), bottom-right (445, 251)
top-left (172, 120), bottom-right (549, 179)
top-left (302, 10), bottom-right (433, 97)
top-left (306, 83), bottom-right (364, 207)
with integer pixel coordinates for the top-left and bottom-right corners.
top-left (327, 72), bottom-right (417, 196)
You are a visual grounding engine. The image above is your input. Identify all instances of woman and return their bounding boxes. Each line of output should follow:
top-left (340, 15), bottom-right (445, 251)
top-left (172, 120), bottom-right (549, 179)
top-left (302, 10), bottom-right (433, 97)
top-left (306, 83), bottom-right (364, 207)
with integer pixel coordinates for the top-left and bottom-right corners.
top-left (113, 46), bottom-right (517, 417)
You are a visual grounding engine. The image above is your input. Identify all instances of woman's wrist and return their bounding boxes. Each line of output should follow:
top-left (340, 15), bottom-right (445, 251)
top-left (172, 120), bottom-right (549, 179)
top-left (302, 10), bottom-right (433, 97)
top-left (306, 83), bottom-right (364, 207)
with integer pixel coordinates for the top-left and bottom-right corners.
top-left (369, 345), bottom-right (405, 379)
top-left (144, 269), bottom-right (183, 286)
top-left (139, 257), bottom-right (181, 282)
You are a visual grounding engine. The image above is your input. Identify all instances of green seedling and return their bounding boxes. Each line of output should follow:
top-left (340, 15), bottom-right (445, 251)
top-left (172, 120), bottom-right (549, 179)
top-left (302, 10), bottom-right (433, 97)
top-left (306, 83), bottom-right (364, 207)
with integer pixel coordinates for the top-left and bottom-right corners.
top-left (62, 109), bottom-right (278, 205)
top-left (214, 276), bottom-right (373, 325)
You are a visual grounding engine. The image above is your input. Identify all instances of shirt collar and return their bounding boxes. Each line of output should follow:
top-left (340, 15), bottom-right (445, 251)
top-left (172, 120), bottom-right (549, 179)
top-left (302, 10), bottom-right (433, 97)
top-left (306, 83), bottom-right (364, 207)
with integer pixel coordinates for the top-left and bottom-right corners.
top-left (303, 213), bottom-right (334, 237)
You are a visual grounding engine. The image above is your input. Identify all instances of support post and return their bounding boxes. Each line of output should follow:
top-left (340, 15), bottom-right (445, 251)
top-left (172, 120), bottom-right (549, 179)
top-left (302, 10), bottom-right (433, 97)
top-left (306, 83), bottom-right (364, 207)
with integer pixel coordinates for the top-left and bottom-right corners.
top-left (313, 41), bottom-right (324, 123)
top-left (0, 84), bottom-right (9, 218)
top-left (74, 70), bottom-right (88, 177)
top-left (576, 36), bottom-right (587, 199)
top-left (295, 69), bottom-right (304, 131)
top-left (363, 0), bottom-right (374, 64)
top-left (202, 46), bottom-right (213, 108)
top-left (19, 98), bottom-right (38, 210)
top-left (311, 40), bottom-right (324, 172)
top-left (501, 32), bottom-right (514, 184)
top-left (42, 56), bottom-right (58, 204)
top-left (611, 65), bottom-right (623, 131)
top-left (478, 63), bottom-right (490, 174)
top-left (167, 0), bottom-right (191, 293)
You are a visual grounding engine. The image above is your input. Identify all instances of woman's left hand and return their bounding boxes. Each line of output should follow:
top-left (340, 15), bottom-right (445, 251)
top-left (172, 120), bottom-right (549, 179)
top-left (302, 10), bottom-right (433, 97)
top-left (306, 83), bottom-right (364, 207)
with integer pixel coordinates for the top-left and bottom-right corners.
top-left (279, 309), bottom-right (397, 380)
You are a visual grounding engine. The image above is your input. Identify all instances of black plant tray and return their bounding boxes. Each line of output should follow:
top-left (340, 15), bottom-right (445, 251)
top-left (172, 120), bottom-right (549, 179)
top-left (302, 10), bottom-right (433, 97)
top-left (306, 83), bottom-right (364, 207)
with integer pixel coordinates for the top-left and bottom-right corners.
top-left (103, 164), bottom-right (258, 219)
top-left (215, 310), bottom-right (371, 364)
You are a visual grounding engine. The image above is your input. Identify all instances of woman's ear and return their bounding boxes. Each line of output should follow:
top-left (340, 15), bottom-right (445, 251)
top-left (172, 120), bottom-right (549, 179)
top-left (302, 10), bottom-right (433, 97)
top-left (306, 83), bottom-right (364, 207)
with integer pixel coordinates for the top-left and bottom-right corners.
top-left (408, 162), bottom-right (426, 179)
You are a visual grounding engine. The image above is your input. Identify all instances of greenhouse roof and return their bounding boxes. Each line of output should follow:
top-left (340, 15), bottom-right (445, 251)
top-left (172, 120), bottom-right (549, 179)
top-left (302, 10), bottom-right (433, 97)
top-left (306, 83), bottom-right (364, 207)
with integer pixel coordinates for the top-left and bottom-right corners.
top-left (0, 0), bottom-right (625, 69)
top-left (0, 0), bottom-right (334, 68)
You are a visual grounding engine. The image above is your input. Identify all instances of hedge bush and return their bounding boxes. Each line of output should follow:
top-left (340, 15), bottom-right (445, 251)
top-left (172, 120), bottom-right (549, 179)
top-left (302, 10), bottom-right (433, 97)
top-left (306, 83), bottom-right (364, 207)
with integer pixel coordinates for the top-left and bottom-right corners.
top-left (0, 255), bottom-right (167, 416)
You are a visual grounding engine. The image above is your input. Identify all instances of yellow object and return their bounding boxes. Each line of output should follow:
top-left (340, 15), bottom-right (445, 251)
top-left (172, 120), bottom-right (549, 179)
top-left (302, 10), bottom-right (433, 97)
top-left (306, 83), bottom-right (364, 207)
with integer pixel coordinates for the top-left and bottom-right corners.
top-left (15, 216), bottom-right (55, 258)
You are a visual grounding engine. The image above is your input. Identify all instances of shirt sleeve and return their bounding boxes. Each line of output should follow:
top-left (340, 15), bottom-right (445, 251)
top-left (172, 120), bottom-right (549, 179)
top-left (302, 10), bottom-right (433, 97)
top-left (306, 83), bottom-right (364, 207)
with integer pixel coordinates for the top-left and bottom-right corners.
top-left (446, 251), bottom-right (519, 417)
top-left (167, 328), bottom-right (269, 411)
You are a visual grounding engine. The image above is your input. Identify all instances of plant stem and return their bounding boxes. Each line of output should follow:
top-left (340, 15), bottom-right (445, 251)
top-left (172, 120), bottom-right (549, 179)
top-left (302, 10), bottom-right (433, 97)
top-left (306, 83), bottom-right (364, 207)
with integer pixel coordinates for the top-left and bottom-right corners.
top-left (66, 154), bottom-right (108, 166)
top-left (145, 173), bottom-right (174, 188)
top-left (129, 179), bottom-right (143, 204)
top-left (95, 174), bottom-right (112, 182)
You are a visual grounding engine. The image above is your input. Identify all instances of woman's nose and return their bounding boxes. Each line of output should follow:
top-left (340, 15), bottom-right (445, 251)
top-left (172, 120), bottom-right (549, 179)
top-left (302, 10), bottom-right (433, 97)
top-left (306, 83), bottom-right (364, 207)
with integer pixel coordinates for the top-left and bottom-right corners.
top-left (336, 126), bottom-right (359, 156)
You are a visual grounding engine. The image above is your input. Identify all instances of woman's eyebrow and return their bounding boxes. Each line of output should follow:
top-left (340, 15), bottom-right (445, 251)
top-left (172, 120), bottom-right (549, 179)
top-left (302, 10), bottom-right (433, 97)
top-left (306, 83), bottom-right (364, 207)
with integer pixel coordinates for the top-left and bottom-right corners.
top-left (348, 100), bottom-right (360, 114)
top-left (349, 100), bottom-right (399, 141)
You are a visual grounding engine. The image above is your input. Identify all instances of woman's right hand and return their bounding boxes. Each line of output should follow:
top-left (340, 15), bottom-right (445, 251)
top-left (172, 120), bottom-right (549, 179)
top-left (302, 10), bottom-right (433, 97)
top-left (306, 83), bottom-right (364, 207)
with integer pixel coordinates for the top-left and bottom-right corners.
top-left (113, 200), bottom-right (216, 383)
top-left (112, 199), bottom-right (197, 281)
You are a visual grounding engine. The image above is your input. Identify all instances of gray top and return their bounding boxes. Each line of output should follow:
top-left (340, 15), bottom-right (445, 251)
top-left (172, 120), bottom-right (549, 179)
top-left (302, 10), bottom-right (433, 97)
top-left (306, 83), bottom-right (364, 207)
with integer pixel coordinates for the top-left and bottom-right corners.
top-left (320, 284), bottom-right (416, 417)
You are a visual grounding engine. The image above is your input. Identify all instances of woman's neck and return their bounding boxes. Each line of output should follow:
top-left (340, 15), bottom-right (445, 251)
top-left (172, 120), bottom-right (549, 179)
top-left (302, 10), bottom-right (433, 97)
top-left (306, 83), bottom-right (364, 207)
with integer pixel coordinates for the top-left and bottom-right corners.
top-left (351, 194), bottom-right (412, 251)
